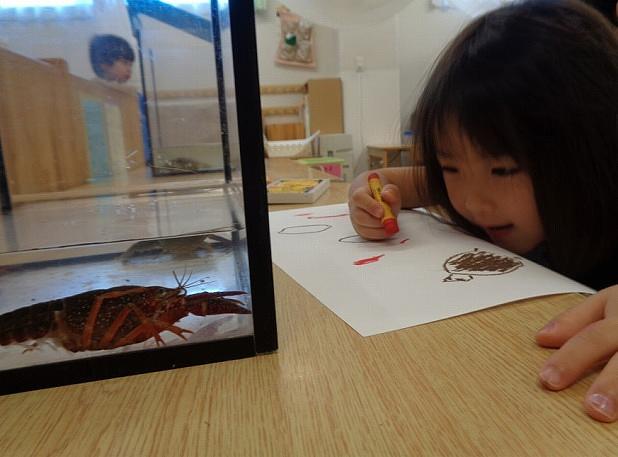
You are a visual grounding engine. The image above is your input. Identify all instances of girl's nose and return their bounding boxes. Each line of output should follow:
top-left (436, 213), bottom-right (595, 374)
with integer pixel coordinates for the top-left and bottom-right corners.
top-left (463, 187), bottom-right (495, 217)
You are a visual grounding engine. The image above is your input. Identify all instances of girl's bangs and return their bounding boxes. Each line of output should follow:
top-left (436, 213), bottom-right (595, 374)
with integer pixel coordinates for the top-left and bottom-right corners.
top-left (427, 80), bottom-right (529, 166)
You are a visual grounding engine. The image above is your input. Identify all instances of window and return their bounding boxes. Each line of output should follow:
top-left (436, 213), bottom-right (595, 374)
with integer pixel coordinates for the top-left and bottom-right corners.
top-left (0, 0), bottom-right (93, 21)
top-left (163, 0), bottom-right (229, 6)
top-left (0, 0), bottom-right (91, 7)
top-left (159, 0), bottom-right (229, 16)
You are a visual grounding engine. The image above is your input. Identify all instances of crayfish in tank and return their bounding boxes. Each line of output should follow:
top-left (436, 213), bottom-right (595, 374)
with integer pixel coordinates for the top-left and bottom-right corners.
top-left (0, 271), bottom-right (250, 353)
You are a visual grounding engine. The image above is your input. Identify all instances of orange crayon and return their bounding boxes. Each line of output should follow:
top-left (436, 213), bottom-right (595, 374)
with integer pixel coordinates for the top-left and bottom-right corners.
top-left (367, 172), bottom-right (399, 235)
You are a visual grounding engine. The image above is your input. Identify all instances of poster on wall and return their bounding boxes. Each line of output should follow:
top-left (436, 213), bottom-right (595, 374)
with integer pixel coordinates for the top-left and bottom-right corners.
top-left (275, 5), bottom-right (316, 68)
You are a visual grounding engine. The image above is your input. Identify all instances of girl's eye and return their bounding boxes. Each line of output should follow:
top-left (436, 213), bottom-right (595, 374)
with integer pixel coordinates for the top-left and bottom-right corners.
top-left (440, 166), bottom-right (458, 174)
top-left (491, 167), bottom-right (520, 176)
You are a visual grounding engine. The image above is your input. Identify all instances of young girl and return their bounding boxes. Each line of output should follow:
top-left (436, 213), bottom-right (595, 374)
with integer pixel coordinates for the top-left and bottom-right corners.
top-left (349, 0), bottom-right (617, 422)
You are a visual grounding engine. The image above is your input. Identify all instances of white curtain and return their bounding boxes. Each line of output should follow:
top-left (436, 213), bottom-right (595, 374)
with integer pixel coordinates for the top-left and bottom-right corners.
top-left (0, 0), bottom-right (94, 21)
top-left (161, 1), bottom-right (229, 16)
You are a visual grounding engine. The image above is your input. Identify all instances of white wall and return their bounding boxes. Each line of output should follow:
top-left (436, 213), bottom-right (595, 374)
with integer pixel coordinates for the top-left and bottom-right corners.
top-left (397, 1), bottom-right (468, 130)
top-left (338, 17), bottom-right (401, 174)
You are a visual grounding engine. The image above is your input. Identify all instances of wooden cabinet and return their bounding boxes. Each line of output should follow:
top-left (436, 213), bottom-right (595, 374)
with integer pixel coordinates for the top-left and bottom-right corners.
top-left (0, 47), bottom-right (144, 202)
top-left (260, 78), bottom-right (344, 142)
top-left (0, 47), bottom-right (90, 196)
top-left (304, 78), bottom-right (343, 135)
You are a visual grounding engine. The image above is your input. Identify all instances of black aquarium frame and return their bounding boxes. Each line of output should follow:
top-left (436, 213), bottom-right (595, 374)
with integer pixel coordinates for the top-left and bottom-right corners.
top-left (0, 0), bottom-right (276, 395)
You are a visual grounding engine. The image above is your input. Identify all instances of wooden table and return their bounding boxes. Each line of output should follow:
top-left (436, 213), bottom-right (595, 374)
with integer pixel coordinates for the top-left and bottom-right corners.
top-left (1, 166), bottom-right (616, 456)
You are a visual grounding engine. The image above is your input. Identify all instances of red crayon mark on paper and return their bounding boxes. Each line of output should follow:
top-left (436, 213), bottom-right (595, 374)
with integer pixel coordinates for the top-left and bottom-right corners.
top-left (308, 213), bottom-right (349, 219)
top-left (400, 238), bottom-right (409, 244)
top-left (295, 212), bottom-right (312, 216)
top-left (353, 254), bottom-right (385, 266)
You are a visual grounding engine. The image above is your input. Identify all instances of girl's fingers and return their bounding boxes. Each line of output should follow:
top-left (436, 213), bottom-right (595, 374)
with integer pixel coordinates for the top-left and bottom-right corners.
top-left (536, 287), bottom-right (615, 348)
top-left (349, 185), bottom-right (402, 240)
top-left (538, 317), bottom-right (618, 391)
top-left (351, 224), bottom-right (392, 241)
top-left (350, 206), bottom-right (383, 228)
top-left (584, 352), bottom-right (618, 422)
top-left (350, 207), bottom-right (391, 240)
top-left (349, 188), bottom-right (384, 219)
top-left (380, 184), bottom-right (402, 213)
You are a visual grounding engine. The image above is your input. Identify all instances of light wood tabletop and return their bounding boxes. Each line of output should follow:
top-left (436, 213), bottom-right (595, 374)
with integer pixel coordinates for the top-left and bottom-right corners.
top-left (0, 162), bottom-right (616, 456)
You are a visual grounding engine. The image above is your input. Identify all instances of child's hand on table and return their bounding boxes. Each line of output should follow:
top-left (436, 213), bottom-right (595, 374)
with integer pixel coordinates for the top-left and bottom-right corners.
top-left (536, 285), bottom-right (618, 423)
top-left (348, 172), bottom-right (401, 240)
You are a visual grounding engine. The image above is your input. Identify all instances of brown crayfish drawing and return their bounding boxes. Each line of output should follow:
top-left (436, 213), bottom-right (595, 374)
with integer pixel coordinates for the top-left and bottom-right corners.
top-left (442, 248), bottom-right (523, 282)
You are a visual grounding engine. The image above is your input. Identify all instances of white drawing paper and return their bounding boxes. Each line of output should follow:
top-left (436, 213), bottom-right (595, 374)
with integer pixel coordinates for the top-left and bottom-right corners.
top-left (269, 203), bottom-right (594, 336)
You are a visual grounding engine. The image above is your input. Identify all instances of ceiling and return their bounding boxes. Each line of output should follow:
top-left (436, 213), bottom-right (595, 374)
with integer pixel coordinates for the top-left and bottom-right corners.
top-left (283, 0), bottom-right (416, 27)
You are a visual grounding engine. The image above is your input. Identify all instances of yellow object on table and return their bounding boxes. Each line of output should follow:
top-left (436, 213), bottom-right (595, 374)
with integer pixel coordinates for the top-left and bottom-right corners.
top-left (267, 178), bottom-right (330, 204)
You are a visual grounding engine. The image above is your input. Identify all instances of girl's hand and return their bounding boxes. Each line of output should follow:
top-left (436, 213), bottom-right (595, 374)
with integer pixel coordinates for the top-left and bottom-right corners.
top-left (348, 171), bottom-right (401, 240)
top-left (536, 285), bottom-right (618, 422)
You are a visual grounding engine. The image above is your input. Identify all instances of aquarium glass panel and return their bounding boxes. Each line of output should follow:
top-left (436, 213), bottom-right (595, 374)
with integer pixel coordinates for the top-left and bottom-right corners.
top-left (0, 0), bottom-right (273, 393)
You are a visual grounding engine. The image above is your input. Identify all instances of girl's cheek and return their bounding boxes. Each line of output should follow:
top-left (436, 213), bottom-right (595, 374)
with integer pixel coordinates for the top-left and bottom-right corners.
top-left (444, 182), bottom-right (465, 213)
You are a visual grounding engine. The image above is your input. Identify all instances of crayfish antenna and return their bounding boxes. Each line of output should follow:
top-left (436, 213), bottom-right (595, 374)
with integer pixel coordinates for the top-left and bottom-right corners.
top-left (173, 268), bottom-right (185, 288)
top-left (173, 266), bottom-right (199, 290)
top-left (184, 277), bottom-right (207, 289)
top-left (183, 269), bottom-right (193, 288)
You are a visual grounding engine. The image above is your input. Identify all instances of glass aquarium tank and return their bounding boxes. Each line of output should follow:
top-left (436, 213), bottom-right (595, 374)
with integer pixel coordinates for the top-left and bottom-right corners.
top-left (0, 0), bottom-right (276, 394)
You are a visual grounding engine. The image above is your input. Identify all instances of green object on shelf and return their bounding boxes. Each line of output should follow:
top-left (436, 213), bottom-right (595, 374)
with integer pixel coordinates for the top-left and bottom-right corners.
top-left (297, 156), bottom-right (346, 180)
top-left (284, 33), bottom-right (297, 46)
top-left (297, 157), bottom-right (345, 166)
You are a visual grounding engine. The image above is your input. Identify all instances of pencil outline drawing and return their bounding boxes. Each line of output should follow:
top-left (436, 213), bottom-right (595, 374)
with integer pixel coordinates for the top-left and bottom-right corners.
top-left (338, 235), bottom-right (369, 243)
top-left (278, 224), bottom-right (332, 235)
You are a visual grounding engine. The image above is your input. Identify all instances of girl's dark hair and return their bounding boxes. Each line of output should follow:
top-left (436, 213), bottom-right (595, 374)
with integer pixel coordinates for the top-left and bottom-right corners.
top-left (89, 34), bottom-right (135, 78)
top-left (581, 0), bottom-right (618, 25)
top-left (412, 0), bottom-right (618, 282)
